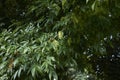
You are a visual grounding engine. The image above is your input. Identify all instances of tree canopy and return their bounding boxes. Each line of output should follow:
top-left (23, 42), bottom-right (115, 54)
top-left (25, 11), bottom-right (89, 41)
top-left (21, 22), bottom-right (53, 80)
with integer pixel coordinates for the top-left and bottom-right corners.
top-left (0, 0), bottom-right (120, 80)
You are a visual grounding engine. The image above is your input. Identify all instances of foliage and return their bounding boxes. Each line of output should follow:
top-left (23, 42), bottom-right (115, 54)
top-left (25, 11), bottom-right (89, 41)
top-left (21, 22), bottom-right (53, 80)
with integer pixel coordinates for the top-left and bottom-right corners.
top-left (0, 0), bottom-right (120, 80)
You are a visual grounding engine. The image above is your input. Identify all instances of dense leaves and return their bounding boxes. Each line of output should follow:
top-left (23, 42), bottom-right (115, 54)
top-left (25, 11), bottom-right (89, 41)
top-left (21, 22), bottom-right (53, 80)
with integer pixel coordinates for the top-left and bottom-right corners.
top-left (0, 0), bottom-right (120, 80)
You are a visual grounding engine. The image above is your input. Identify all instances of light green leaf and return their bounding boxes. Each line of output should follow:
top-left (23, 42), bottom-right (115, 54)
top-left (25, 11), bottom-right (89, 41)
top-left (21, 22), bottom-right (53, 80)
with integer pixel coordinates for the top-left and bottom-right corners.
top-left (1, 45), bottom-right (5, 49)
top-left (91, 1), bottom-right (96, 11)
top-left (31, 67), bottom-right (36, 77)
top-left (52, 40), bottom-right (59, 51)
top-left (18, 67), bottom-right (22, 77)
top-left (86, 0), bottom-right (89, 4)
top-left (13, 58), bottom-right (19, 66)
top-left (13, 70), bottom-right (18, 80)
top-left (58, 31), bottom-right (64, 39)
top-left (62, 0), bottom-right (67, 8)
top-left (23, 47), bottom-right (30, 54)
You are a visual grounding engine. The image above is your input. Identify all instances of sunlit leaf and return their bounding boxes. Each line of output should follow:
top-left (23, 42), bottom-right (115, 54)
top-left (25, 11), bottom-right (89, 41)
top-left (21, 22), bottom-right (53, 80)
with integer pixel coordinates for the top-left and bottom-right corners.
top-left (91, 1), bottom-right (96, 11)
top-left (62, 0), bottom-right (67, 8)
top-left (58, 31), bottom-right (64, 39)
top-left (31, 67), bottom-right (36, 77)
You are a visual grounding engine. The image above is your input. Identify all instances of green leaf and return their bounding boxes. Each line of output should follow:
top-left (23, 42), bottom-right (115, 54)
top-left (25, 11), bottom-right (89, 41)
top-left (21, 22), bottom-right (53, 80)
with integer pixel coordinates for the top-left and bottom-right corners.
top-left (31, 67), bottom-right (36, 77)
top-left (52, 40), bottom-right (59, 51)
top-left (53, 4), bottom-right (60, 16)
top-left (37, 53), bottom-right (41, 61)
top-left (91, 1), bottom-right (96, 11)
top-left (36, 65), bottom-right (42, 74)
top-left (86, 0), bottom-right (89, 4)
top-left (13, 58), bottom-right (19, 66)
top-left (0, 62), bottom-right (6, 70)
top-left (18, 67), bottom-right (22, 77)
top-left (23, 47), bottom-right (30, 54)
top-left (1, 45), bottom-right (5, 49)
top-left (58, 31), bottom-right (64, 39)
top-left (62, 0), bottom-right (67, 8)
top-left (72, 13), bottom-right (79, 23)
top-left (13, 70), bottom-right (18, 80)
top-left (53, 71), bottom-right (58, 80)
top-left (49, 71), bottom-right (58, 80)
